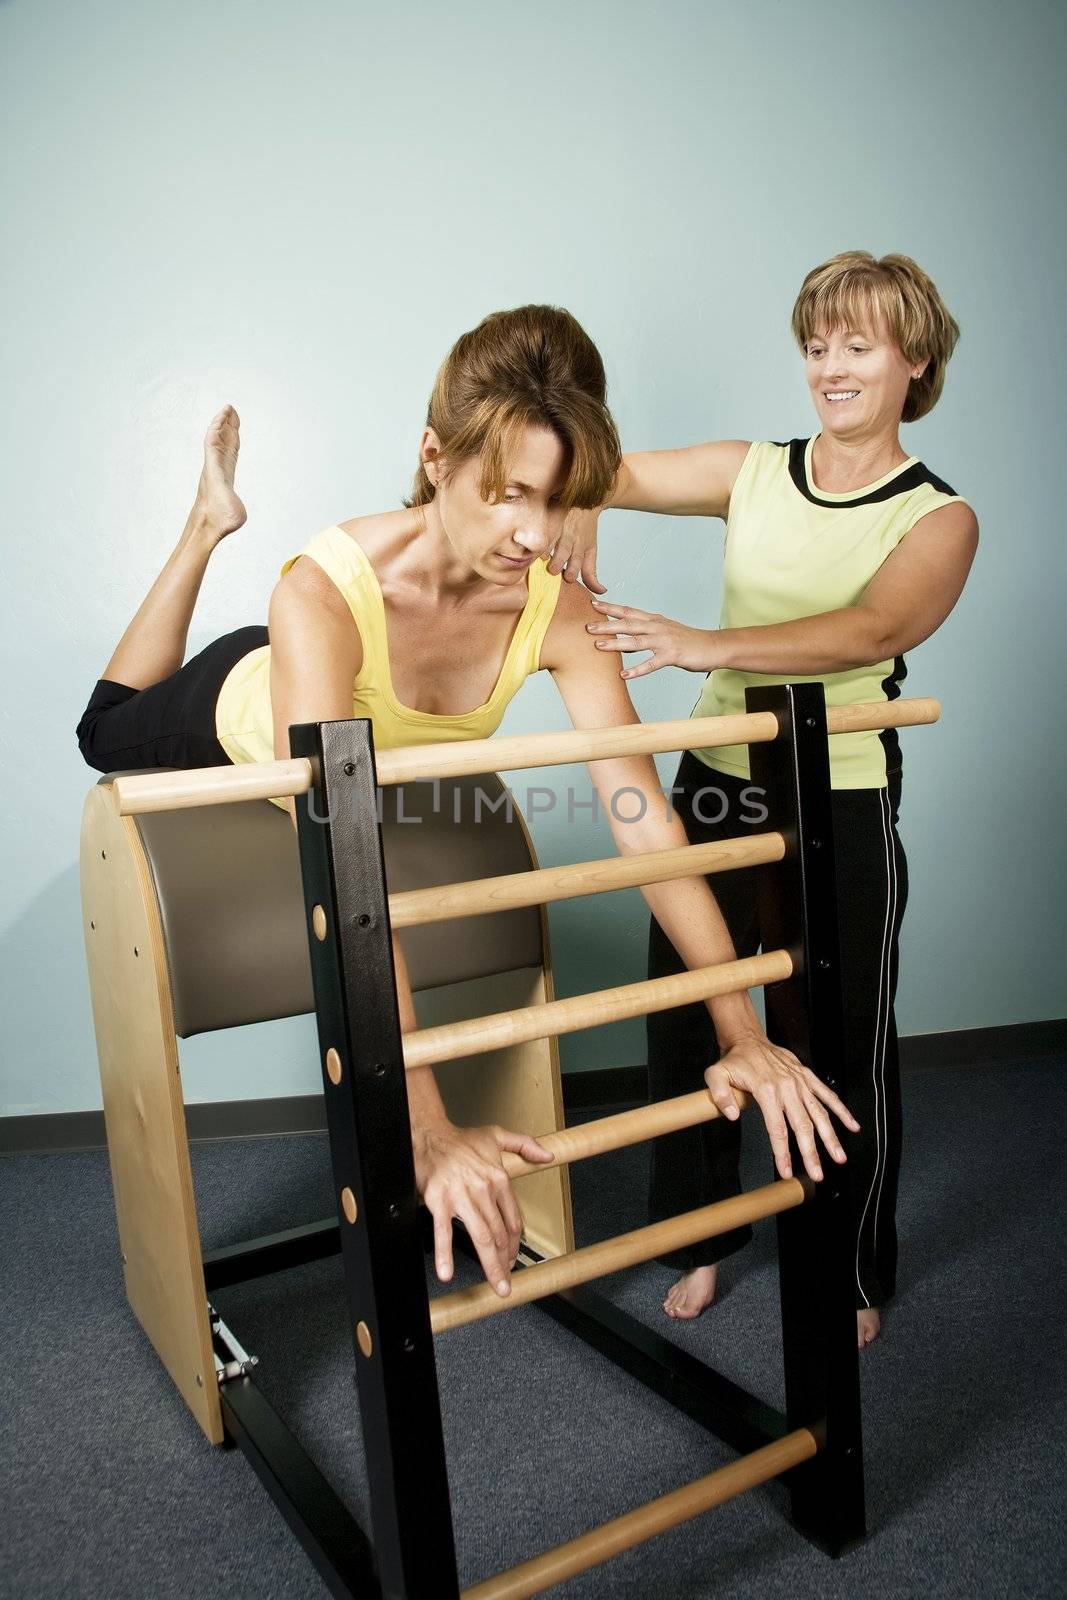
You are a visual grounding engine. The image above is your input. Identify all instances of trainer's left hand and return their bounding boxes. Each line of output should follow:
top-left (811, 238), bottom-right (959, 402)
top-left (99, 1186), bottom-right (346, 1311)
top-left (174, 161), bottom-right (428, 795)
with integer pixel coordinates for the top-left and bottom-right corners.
top-left (587, 599), bottom-right (717, 678)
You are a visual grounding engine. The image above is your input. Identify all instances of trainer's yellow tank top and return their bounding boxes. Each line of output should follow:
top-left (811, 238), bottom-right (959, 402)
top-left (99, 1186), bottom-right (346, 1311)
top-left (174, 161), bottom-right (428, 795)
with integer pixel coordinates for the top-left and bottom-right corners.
top-left (214, 524), bottom-right (562, 805)
top-left (691, 438), bottom-right (969, 789)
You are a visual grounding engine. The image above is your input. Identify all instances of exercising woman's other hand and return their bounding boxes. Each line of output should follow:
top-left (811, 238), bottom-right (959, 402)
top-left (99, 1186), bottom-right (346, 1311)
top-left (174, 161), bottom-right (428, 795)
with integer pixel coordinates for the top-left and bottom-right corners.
top-left (412, 1119), bottom-right (555, 1296)
top-left (704, 1035), bottom-right (860, 1184)
top-left (586, 600), bottom-right (717, 678)
top-left (548, 507), bottom-right (606, 592)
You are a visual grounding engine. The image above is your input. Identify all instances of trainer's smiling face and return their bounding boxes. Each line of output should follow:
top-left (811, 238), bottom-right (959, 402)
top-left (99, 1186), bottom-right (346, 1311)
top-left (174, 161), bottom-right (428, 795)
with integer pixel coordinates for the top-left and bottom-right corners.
top-left (421, 424), bottom-right (568, 585)
top-left (805, 319), bottom-right (928, 440)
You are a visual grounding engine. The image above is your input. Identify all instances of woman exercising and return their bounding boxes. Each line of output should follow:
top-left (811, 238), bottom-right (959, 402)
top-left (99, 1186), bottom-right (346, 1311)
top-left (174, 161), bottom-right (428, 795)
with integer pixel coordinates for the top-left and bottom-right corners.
top-left (77, 305), bottom-right (858, 1304)
top-left (548, 254), bottom-right (978, 1346)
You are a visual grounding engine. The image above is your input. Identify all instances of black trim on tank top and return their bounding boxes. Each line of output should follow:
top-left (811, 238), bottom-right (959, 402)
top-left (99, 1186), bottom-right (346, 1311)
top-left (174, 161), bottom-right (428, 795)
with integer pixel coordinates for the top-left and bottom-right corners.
top-left (878, 653), bottom-right (908, 780)
top-left (785, 438), bottom-right (958, 507)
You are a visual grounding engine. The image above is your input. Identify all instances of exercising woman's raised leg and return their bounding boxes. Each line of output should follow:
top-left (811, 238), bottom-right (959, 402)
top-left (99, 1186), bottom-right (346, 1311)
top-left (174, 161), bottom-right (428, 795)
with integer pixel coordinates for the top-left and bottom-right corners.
top-left (101, 406), bottom-right (247, 689)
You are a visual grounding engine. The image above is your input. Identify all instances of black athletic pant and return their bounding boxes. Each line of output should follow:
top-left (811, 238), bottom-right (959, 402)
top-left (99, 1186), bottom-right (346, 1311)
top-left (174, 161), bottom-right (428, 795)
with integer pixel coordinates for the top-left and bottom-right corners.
top-left (647, 751), bottom-right (908, 1310)
top-left (75, 627), bottom-right (267, 773)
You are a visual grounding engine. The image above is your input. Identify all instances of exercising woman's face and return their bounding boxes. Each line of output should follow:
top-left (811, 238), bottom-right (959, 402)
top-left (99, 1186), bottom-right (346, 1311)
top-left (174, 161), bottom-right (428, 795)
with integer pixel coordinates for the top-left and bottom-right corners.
top-left (422, 424), bottom-right (568, 584)
top-left (804, 319), bottom-right (927, 440)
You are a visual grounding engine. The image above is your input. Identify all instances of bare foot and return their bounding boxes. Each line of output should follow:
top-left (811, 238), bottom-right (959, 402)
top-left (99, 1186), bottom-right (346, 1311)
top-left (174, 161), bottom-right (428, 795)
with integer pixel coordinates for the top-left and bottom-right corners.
top-left (857, 1308), bottom-right (881, 1348)
top-left (663, 1264), bottom-right (718, 1321)
top-left (190, 405), bottom-right (246, 542)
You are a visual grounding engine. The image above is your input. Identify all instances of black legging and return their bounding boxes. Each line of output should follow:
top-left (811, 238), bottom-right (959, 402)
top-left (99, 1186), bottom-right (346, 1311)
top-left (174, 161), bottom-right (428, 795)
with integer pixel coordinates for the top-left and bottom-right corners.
top-left (647, 751), bottom-right (908, 1310)
top-left (75, 626), bottom-right (267, 773)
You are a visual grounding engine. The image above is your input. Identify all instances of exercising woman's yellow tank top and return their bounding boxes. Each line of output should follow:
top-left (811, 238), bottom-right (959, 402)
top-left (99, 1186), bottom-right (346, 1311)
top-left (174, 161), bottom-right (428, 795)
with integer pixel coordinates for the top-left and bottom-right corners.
top-left (691, 438), bottom-right (969, 789)
top-left (214, 525), bottom-right (562, 804)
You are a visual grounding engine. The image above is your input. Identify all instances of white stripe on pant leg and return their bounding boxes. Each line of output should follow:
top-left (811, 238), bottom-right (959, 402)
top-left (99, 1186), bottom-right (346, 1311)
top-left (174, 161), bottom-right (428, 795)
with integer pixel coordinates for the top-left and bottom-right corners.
top-left (870, 794), bottom-right (900, 1262)
top-left (854, 788), bottom-right (896, 1308)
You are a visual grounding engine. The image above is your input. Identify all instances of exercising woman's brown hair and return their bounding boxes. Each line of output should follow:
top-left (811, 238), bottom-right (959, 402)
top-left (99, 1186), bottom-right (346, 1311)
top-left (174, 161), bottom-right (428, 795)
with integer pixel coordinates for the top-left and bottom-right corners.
top-left (791, 252), bottom-right (960, 422)
top-left (409, 305), bottom-right (622, 509)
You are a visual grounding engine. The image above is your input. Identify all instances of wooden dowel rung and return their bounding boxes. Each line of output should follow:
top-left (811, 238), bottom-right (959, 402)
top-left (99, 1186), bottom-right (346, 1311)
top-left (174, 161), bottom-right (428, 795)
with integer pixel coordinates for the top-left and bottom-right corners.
top-left (430, 1177), bottom-right (808, 1335)
top-left (461, 1427), bottom-right (818, 1600)
top-left (376, 711), bottom-right (779, 788)
top-left (502, 1088), bottom-right (750, 1179)
top-left (112, 758), bottom-right (313, 815)
top-left (374, 697), bottom-right (939, 786)
top-left (389, 833), bottom-right (786, 929)
top-left (109, 698), bottom-right (938, 813)
top-left (403, 949), bottom-right (792, 1070)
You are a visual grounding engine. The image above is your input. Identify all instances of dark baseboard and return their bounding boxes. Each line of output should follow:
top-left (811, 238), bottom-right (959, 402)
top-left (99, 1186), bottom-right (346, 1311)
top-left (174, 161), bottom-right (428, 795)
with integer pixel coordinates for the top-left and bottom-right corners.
top-left (897, 1017), bottom-right (1067, 1071)
top-left (0, 1093), bottom-right (330, 1157)
top-left (3, 1018), bottom-right (1063, 1155)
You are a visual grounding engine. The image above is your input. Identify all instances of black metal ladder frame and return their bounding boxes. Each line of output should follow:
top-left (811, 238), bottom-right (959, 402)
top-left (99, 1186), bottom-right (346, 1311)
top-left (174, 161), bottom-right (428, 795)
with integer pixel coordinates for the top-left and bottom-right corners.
top-left (201, 681), bottom-right (865, 1599)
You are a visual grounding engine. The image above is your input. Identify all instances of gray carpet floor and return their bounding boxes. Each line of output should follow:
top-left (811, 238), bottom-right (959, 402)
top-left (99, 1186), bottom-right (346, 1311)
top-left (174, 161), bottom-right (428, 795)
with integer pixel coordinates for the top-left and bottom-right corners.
top-left (3, 1058), bottom-right (1065, 1599)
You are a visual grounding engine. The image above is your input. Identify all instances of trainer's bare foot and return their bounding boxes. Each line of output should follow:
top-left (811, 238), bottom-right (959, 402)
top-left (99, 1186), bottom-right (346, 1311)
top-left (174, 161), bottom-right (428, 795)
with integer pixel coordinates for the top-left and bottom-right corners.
top-left (857, 1308), bottom-right (881, 1348)
top-left (663, 1264), bottom-right (717, 1321)
top-left (190, 405), bottom-right (246, 542)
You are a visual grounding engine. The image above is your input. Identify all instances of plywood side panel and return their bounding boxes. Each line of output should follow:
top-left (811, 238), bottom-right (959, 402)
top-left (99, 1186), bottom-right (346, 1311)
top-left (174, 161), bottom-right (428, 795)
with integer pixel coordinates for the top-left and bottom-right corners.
top-left (80, 786), bottom-right (221, 1443)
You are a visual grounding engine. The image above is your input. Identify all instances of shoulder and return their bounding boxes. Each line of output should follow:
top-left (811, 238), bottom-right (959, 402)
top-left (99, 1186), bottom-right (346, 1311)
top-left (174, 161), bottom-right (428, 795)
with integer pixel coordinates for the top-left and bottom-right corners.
top-left (537, 570), bottom-right (600, 671)
top-left (901, 460), bottom-right (977, 537)
top-left (270, 560), bottom-right (358, 661)
top-left (906, 496), bottom-right (979, 545)
top-left (714, 439), bottom-right (758, 479)
top-left (725, 438), bottom-right (789, 508)
top-left (273, 533), bottom-right (355, 622)
top-left (336, 506), bottom-right (416, 555)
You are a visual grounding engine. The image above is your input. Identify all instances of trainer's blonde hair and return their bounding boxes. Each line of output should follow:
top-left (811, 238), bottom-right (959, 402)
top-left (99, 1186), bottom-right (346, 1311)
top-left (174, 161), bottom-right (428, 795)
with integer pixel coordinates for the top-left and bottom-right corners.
top-left (791, 251), bottom-right (960, 422)
top-left (409, 305), bottom-right (621, 510)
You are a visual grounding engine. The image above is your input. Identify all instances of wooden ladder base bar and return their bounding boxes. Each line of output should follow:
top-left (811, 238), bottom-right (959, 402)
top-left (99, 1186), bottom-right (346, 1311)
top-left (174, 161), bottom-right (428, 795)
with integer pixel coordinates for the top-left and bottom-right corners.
top-left (502, 1088), bottom-right (751, 1179)
top-left (431, 1177), bottom-right (809, 1334)
top-left (461, 1427), bottom-right (819, 1600)
top-left (403, 949), bottom-right (793, 1070)
top-left (388, 833), bottom-right (786, 928)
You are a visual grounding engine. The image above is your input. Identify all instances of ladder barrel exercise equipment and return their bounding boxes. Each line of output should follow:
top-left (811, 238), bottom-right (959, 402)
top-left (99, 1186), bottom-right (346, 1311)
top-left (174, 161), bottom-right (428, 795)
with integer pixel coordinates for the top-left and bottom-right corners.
top-left (80, 686), bottom-right (939, 1599)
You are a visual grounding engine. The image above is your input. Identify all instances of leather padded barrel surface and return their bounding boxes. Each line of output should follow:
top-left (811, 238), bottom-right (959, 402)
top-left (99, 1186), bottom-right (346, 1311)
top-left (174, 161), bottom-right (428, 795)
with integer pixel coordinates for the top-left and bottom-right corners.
top-left (106, 773), bottom-right (543, 1037)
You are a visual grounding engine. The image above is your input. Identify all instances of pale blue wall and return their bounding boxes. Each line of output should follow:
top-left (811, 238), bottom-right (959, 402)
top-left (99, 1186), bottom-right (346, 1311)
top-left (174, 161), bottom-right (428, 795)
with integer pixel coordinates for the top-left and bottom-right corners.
top-left (2, 0), bottom-right (1064, 1115)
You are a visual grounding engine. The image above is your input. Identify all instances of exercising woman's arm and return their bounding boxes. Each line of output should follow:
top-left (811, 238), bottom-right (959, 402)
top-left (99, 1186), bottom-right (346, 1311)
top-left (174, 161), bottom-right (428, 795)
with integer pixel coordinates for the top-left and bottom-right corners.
top-left (268, 559), bottom-right (551, 1296)
top-left (540, 581), bottom-right (859, 1184)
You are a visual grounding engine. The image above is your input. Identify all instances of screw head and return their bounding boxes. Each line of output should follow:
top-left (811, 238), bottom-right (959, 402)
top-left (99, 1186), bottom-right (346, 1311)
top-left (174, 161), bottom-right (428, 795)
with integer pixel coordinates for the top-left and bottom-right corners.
top-left (342, 761), bottom-right (356, 776)
top-left (818, 958), bottom-right (831, 971)
top-left (357, 913), bottom-right (371, 928)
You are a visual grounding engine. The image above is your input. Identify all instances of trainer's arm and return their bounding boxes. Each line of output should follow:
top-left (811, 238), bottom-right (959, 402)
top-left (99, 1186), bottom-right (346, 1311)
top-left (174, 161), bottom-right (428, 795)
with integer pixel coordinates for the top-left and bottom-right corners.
top-left (548, 440), bottom-right (751, 589)
top-left (586, 499), bottom-right (981, 680)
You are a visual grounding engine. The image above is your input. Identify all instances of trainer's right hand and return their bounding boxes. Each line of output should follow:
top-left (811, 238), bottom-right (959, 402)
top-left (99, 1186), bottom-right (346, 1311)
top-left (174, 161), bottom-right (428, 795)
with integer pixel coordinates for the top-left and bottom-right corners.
top-left (547, 506), bottom-right (606, 592)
